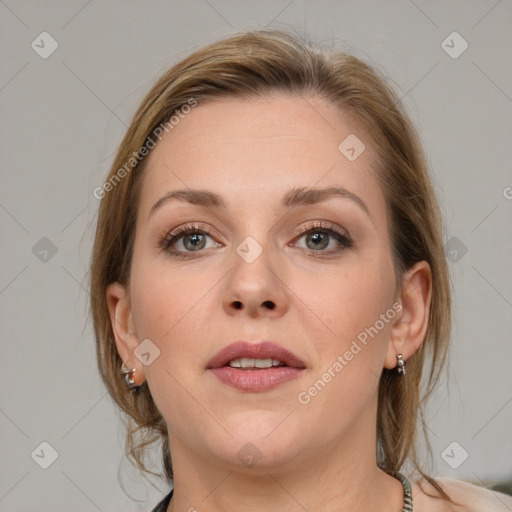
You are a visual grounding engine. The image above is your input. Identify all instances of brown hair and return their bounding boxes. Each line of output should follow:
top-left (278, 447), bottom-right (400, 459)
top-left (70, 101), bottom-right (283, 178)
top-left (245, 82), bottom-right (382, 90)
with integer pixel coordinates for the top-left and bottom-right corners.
top-left (89, 29), bottom-right (451, 498)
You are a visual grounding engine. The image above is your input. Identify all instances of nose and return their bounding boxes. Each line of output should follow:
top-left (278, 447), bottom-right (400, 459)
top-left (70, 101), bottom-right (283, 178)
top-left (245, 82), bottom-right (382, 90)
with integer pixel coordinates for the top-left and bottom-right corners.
top-left (222, 244), bottom-right (289, 319)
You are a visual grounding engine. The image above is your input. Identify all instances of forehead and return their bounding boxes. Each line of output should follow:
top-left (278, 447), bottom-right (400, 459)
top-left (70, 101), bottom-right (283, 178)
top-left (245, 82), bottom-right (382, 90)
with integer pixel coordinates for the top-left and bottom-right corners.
top-left (138, 93), bottom-right (385, 219)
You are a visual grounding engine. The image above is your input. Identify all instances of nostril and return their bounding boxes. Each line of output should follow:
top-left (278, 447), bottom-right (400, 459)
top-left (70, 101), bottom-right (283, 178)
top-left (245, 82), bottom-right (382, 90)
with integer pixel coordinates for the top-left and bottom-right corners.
top-left (262, 300), bottom-right (275, 310)
top-left (231, 300), bottom-right (275, 310)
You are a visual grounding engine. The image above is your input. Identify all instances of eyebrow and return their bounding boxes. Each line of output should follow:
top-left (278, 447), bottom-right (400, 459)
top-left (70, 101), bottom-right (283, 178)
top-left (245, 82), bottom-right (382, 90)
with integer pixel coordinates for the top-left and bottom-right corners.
top-left (149, 186), bottom-right (371, 219)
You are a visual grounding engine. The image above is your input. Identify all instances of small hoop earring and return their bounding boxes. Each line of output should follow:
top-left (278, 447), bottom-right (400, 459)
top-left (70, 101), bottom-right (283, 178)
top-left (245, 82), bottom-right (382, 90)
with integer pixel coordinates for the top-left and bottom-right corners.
top-left (121, 362), bottom-right (139, 390)
top-left (396, 354), bottom-right (406, 375)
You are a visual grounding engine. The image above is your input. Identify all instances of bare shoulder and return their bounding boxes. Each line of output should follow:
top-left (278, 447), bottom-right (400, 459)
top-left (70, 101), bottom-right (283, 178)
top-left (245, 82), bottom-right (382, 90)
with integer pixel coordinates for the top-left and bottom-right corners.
top-left (410, 476), bottom-right (512, 512)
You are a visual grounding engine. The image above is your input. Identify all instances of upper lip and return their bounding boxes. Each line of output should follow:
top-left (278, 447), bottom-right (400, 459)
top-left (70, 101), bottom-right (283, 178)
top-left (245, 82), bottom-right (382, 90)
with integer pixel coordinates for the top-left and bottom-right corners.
top-left (207, 341), bottom-right (306, 369)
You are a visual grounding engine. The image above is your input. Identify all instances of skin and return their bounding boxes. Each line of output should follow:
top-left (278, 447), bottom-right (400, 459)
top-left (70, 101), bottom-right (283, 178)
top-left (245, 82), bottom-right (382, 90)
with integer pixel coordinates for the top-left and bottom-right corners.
top-left (107, 93), bottom-right (436, 512)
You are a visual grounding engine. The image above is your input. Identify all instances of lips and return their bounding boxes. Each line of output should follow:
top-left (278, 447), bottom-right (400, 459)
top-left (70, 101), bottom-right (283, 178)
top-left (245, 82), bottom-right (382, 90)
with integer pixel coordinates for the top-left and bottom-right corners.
top-left (207, 341), bottom-right (306, 370)
top-left (207, 341), bottom-right (306, 392)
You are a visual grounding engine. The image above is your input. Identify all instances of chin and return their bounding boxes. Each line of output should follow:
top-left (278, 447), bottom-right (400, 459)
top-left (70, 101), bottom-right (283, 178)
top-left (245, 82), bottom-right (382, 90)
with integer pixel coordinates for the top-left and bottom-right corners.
top-left (212, 413), bottom-right (306, 471)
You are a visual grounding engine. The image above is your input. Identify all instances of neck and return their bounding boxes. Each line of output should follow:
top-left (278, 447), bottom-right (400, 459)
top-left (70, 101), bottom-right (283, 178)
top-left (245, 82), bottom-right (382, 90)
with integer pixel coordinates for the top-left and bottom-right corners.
top-left (166, 412), bottom-right (404, 512)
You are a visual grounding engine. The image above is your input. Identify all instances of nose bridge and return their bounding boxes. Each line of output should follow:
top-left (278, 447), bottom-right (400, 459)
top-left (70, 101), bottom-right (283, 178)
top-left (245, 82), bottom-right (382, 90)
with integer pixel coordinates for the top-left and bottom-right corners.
top-left (222, 231), bottom-right (288, 317)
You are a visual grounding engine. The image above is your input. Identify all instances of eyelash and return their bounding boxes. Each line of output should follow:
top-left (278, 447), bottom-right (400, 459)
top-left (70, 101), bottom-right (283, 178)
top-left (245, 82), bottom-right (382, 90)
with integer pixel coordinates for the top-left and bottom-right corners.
top-left (160, 221), bottom-right (352, 259)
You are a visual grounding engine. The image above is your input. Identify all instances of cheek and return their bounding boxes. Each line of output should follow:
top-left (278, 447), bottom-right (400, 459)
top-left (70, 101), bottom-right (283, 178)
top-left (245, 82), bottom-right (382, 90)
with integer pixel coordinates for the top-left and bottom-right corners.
top-left (295, 275), bottom-right (394, 433)
top-left (292, 254), bottom-right (395, 413)
top-left (129, 260), bottom-right (216, 419)
top-left (129, 252), bottom-right (224, 381)
top-left (292, 253), bottom-right (395, 353)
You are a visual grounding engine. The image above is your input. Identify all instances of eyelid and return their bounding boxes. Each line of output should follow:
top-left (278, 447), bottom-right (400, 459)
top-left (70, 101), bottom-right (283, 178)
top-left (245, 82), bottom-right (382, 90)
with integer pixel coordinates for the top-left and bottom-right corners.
top-left (160, 222), bottom-right (221, 250)
top-left (291, 219), bottom-right (351, 241)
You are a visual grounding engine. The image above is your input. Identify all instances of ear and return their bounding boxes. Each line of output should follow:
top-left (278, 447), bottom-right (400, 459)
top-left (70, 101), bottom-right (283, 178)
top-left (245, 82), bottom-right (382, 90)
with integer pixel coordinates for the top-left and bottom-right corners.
top-left (384, 261), bottom-right (432, 370)
top-left (106, 282), bottom-right (145, 386)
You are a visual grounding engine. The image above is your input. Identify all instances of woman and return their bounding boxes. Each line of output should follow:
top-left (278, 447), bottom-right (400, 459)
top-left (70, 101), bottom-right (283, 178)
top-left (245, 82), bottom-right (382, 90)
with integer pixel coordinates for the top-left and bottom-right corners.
top-left (89, 30), bottom-right (511, 511)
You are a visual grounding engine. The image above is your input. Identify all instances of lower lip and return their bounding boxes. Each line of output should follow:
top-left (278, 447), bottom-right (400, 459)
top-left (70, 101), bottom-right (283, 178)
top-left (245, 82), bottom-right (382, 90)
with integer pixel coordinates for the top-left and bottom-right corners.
top-left (209, 366), bottom-right (304, 392)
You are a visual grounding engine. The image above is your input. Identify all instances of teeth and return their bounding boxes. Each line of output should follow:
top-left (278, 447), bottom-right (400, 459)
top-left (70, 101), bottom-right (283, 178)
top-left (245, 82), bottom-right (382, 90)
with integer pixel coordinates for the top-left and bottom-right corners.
top-left (228, 358), bottom-right (283, 368)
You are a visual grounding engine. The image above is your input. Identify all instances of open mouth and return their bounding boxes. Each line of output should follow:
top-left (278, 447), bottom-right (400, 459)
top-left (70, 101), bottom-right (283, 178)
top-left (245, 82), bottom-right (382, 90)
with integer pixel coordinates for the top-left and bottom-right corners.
top-left (226, 358), bottom-right (287, 369)
top-left (208, 341), bottom-right (305, 392)
top-left (207, 340), bottom-right (305, 370)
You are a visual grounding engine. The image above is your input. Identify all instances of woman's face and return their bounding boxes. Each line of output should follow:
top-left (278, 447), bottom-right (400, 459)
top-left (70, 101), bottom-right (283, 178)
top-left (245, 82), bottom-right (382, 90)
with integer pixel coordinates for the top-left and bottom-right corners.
top-left (115, 94), bottom-right (402, 471)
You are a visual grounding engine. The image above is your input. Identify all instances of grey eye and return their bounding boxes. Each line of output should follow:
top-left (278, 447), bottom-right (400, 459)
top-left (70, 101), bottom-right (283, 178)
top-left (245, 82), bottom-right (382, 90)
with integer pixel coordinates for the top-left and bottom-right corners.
top-left (304, 231), bottom-right (330, 250)
top-left (182, 233), bottom-right (207, 251)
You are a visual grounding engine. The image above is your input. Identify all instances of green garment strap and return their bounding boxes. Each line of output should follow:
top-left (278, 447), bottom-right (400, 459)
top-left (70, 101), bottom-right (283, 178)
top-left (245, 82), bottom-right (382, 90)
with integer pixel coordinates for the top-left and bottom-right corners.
top-left (395, 472), bottom-right (413, 511)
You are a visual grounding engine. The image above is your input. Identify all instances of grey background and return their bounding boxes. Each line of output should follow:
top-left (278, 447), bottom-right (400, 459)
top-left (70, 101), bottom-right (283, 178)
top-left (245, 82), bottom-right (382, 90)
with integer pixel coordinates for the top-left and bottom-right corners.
top-left (1, 0), bottom-right (511, 510)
